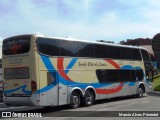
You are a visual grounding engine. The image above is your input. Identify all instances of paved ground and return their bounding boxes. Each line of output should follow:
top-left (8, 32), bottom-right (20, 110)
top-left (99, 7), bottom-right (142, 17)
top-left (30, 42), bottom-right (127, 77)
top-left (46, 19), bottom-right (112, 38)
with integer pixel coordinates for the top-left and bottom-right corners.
top-left (0, 92), bottom-right (160, 119)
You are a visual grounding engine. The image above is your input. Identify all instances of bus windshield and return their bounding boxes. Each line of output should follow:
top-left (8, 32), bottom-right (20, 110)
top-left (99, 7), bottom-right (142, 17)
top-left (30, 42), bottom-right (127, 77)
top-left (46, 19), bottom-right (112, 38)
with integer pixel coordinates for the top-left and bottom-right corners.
top-left (3, 35), bottom-right (31, 55)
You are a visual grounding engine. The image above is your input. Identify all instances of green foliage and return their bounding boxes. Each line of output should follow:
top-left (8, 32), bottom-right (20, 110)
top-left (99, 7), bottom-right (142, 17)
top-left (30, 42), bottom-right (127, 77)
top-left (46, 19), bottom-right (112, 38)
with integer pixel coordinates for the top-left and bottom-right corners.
top-left (153, 74), bottom-right (160, 91)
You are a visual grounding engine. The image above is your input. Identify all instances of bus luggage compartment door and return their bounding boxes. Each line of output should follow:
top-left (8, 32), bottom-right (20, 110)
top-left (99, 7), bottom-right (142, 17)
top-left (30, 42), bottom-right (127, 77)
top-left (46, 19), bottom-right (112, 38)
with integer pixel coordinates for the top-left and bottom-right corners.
top-left (39, 71), bottom-right (58, 106)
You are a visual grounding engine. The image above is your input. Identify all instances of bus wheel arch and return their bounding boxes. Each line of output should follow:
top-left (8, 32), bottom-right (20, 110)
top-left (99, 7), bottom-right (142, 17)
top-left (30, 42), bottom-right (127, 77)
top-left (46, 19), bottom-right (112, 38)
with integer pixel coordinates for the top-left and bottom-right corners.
top-left (83, 88), bottom-right (96, 106)
top-left (69, 89), bottom-right (83, 109)
top-left (137, 83), bottom-right (145, 98)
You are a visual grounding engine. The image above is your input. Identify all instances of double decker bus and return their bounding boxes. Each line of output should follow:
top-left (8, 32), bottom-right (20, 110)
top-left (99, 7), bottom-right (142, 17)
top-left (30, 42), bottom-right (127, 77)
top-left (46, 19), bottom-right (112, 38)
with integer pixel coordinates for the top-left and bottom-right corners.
top-left (2, 34), bottom-right (153, 108)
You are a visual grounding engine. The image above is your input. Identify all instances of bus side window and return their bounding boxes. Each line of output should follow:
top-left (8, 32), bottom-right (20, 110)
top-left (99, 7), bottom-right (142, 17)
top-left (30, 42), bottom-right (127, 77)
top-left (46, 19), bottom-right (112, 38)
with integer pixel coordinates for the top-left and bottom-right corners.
top-left (136, 70), bottom-right (144, 81)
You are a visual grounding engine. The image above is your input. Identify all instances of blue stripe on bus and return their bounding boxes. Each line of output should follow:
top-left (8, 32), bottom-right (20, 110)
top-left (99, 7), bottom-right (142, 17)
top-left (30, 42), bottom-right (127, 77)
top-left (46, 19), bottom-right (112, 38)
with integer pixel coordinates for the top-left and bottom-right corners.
top-left (4, 85), bottom-right (31, 94)
top-left (120, 65), bottom-right (133, 69)
top-left (34, 84), bottom-right (56, 94)
top-left (65, 58), bottom-right (78, 74)
top-left (40, 55), bottom-right (56, 71)
top-left (128, 82), bottom-right (135, 86)
top-left (121, 65), bottom-right (142, 70)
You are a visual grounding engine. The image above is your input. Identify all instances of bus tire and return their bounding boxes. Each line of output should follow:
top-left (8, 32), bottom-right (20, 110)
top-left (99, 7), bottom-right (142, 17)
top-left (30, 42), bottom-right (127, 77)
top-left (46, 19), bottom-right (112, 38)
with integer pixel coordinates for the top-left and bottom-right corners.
top-left (69, 91), bottom-right (81, 109)
top-left (136, 86), bottom-right (144, 98)
top-left (84, 89), bottom-right (94, 106)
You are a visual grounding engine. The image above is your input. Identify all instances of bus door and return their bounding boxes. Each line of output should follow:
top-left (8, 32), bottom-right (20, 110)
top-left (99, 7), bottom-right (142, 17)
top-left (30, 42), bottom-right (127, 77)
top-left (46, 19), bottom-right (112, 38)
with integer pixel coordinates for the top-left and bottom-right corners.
top-left (144, 62), bottom-right (154, 92)
top-left (140, 49), bottom-right (153, 92)
top-left (130, 70), bottom-right (143, 95)
top-left (141, 50), bottom-right (153, 82)
top-left (145, 62), bottom-right (153, 82)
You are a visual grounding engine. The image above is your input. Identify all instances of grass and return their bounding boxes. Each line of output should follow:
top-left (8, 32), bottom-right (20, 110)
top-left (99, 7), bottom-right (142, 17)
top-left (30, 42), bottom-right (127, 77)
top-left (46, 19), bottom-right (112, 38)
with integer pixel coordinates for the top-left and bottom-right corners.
top-left (153, 74), bottom-right (160, 91)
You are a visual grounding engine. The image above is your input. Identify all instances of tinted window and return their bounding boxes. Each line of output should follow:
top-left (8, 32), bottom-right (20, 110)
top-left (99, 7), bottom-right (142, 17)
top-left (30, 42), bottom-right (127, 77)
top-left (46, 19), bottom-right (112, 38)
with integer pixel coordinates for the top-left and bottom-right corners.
top-left (132, 49), bottom-right (142, 60)
top-left (95, 70), bottom-right (106, 83)
top-left (95, 44), bottom-right (108, 58)
top-left (60, 40), bottom-right (78, 57)
top-left (96, 69), bottom-right (119, 82)
top-left (136, 70), bottom-right (144, 81)
top-left (4, 67), bottom-right (30, 80)
top-left (108, 46), bottom-right (121, 59)
top-left (96, 69), bottom-right (144, 83)
top-left (130, 70), bottom-right (136, 81)
top-left (3, 35), bottom-right (31, 55)
top-left (141, 50), bottom-right (151, 62)
top-left (77, 42), bottom-right (94, 57)
top-left (107, 70), bottom-right (119, 82)
top-left (119, 70), bottom-right (131, 82)
top-left (121, 47), bottom-right (132, 60)
top-left (37, 37), bottom-right (60, 56)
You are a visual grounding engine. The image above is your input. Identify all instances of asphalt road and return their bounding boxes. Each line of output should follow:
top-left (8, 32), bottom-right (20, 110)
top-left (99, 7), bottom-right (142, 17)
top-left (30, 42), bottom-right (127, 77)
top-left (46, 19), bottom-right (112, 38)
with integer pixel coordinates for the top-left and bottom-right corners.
top-left (0, 92), bottom-right (160, 119)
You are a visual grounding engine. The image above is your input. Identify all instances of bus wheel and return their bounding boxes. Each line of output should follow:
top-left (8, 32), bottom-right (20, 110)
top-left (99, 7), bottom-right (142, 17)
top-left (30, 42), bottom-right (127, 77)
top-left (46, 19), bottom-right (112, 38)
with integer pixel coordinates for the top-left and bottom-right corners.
top-left (84, 90), bottom-right (94, 106)
top-left (137, 87), bottom-right (143, 98)
top-left (69, 91), bottom-right (80, 109)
